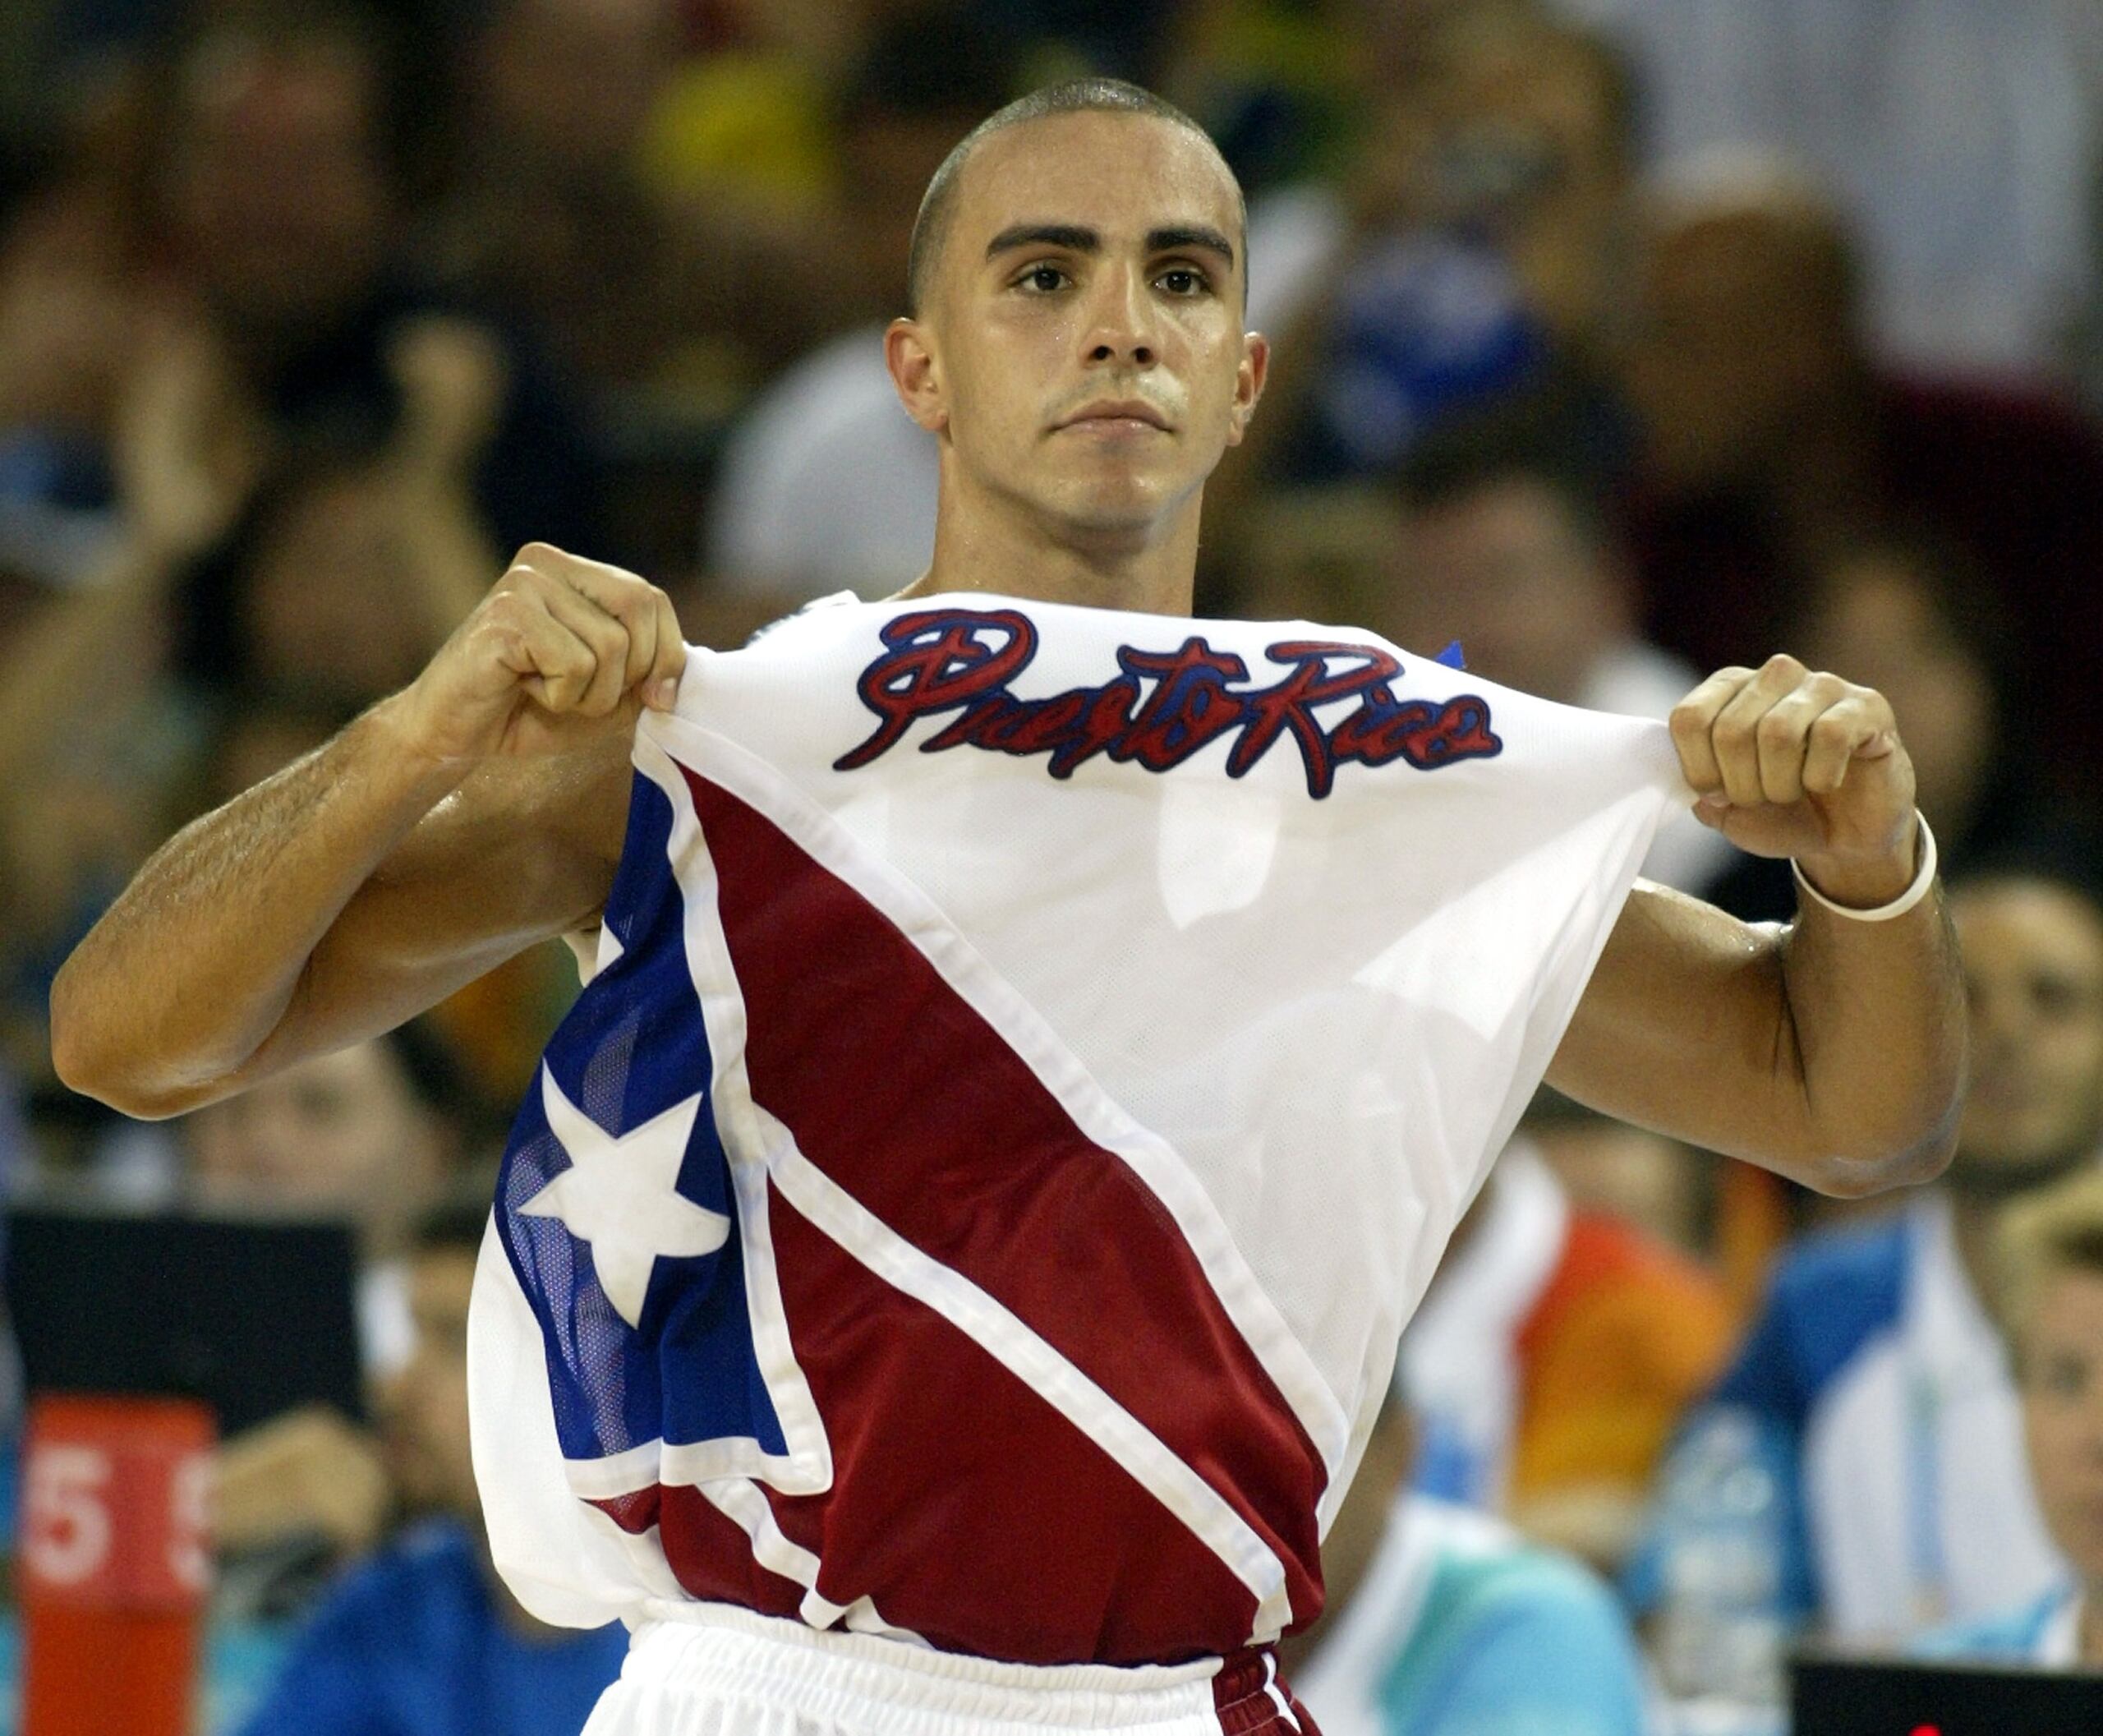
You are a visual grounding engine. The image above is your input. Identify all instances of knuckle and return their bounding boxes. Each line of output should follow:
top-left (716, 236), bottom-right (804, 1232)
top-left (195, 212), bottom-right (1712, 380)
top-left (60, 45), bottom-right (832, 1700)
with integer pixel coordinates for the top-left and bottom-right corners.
top-left (1756, 709), bottom-right (1798, 748)
top-left (1712, 716), bottom-right (1754, 754)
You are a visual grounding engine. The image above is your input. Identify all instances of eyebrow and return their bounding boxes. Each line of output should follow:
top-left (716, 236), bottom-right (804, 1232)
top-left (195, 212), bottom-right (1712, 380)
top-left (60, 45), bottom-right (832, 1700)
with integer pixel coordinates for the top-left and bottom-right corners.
top-left (983, 222), bottom-right (1237, 272)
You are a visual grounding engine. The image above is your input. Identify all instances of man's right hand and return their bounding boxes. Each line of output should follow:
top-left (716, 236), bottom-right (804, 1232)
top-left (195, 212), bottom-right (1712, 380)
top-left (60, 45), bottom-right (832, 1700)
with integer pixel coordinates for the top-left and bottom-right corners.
top-left (381, 544), bottom-right (687, 767)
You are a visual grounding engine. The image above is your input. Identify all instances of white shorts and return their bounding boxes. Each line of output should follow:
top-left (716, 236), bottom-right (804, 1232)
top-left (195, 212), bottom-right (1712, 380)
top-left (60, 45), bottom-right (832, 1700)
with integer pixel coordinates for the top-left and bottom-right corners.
top-left (580, 1601), bottom-right (1318, 1736)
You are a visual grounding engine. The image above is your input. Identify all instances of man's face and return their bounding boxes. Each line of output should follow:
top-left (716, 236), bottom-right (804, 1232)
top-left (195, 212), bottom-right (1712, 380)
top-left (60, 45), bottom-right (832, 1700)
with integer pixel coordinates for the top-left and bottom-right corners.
top-left (894, 112), bottom-right (1264, 542)
top-left (1951, 882), bottom-right (2103, 1190)
top-left (377, 1246), bottom-right (479, 1519)
top-left (2017, 1267), bottom-right (2103, 1584)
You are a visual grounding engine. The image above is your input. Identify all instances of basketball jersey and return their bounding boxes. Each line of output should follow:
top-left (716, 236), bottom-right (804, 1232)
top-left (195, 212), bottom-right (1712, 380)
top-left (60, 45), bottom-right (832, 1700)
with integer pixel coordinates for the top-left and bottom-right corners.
top-left (467, 592), bottom-right (1686, 1665)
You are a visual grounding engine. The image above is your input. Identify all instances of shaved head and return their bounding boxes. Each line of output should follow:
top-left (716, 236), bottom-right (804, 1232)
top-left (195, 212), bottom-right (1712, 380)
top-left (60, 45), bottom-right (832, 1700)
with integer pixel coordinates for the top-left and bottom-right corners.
top-left (906, 78), bottom-right (1244, 318)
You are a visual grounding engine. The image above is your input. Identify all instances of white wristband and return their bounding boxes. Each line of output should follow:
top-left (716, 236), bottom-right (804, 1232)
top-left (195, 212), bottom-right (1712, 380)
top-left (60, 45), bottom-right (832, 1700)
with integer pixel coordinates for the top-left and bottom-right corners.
top-left (1791, 813), bottom-right (1939, 923)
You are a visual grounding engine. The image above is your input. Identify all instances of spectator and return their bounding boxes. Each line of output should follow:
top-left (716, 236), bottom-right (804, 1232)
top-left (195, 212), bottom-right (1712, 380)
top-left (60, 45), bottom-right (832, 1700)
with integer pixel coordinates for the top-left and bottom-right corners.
top-left (1399, 1117), bottom-right (1734, 1573)
top-left (1613, 155), bottom-right (2103, 796)
top-left (0, 310), bottom-right (503, 1100)
top-left (1917, 1166), bottom-right (2103, 1669)
top-left (1386, 398), bottom-right (1730, 893)
top-left (1637, 864), bottom-right (2103, 1644)
top-left (1223, 7), bottom-right (1638, 497)
top-left (430, 0), bottom-right (688, 395)
top-left (0, 128), bottom-right (154, 593)
top-left (196, 1025), bottom-right (483, 1579)
top-left (703, 5), bottom-right (1019, 599)
top-left (148, 5), bottom-right (601, 563)
top-left (176, 316), bottom-right (504, 710)
top-left (1557, 0), bottom-right (2097, 382)
top-left (1285, 1397), bottom-right (1654, 1736)
top-left (231, 1186), bottom-right (628, 1736)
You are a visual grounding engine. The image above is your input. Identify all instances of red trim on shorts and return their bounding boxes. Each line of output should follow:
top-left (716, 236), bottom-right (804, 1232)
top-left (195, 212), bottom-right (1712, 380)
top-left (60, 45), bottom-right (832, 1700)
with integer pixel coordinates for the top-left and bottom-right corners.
top-left (1213, 1648), bottom-right (1322, 1734)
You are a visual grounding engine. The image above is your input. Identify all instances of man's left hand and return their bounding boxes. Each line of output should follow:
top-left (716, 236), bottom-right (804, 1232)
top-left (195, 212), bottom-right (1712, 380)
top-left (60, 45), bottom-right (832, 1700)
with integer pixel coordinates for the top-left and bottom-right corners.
top-left (1670, 654), bottom-right (1921, 907)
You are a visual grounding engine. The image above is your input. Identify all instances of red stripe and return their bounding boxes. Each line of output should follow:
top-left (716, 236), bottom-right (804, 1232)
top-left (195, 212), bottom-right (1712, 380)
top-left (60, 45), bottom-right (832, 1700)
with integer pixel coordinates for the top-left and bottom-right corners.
top-left (679, 765), bottom-right (1326, 1660)
top-left (586, 1485), bottom-right (807, 1622)
top-left (766, 1179), bottom-right (1258, 1660)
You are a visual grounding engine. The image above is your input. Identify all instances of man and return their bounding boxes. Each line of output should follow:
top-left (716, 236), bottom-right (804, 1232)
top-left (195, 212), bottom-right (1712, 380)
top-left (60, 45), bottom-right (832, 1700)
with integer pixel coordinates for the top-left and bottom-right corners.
top-left (1639, 865), bottom-right (2103, 1646)
top-left (232, 1189), bottom-right (628, 1736)
top-left (196, 1027), bottom-right (469, 1580)
top-left (1918, 1164), bottom-right (2103, 1668)
top-left (1385, 403), bottom-right (1733, 894)
top-left (1613, 157), bottom-right (2103, 795)
top-left (51, 81), bottom-right (1958, 1733)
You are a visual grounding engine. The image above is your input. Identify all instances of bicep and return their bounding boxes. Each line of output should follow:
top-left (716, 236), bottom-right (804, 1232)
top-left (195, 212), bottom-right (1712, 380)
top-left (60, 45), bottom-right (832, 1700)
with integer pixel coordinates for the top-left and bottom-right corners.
top-left (245, 746), bottom-right (627, 1080)
top-left (1547, 881), bottom-right (1818, 1176)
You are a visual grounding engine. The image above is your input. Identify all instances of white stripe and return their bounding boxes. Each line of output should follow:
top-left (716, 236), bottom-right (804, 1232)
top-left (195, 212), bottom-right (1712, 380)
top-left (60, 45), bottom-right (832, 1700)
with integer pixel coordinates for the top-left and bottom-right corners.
top-left (749, 1096), bottom-right (1295, 1643)
top-left (643, 710), bottom-right (1349, 1481)
top-left (631, 732), bottom-right (835, 1497)
top-left (697, 1476), bottom-right (923, 1642)
top-left (1260, 1651), bottom-right (1302, 1731)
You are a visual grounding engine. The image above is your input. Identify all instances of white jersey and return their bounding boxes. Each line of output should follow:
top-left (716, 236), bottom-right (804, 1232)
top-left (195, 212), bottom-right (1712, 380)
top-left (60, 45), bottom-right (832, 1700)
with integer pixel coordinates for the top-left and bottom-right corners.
top-left (468, 592), bottom-right (1684, 1665)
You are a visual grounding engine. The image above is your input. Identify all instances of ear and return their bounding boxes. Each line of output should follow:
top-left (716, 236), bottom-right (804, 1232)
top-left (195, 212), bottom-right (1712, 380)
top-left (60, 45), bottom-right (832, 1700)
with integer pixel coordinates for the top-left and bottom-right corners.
top-left (886, 316), bottom-right (949, 434)
top-left (1223, 329), bottom-right (1270, 448)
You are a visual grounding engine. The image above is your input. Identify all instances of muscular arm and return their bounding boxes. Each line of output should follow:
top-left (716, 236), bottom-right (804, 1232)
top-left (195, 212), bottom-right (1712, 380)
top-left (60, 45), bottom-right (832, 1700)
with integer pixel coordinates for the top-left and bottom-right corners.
top-left (1550, 874), bottom-right (1963, 1195)
top-left (1548, 656), bottom-right (1966, 1197)
top-left (50, 546), bottom-right (681, 1119)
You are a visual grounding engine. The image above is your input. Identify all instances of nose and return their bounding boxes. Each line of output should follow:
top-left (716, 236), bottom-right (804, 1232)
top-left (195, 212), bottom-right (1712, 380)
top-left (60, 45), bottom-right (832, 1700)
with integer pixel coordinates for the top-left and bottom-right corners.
top-left (1082, 261), bottom-right (1159, 369)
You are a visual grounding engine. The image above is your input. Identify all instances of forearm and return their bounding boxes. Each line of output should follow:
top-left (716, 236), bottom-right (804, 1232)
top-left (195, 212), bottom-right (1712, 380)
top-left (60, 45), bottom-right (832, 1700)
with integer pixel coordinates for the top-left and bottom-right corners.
top-left (1777, 829), bottom-right (1966, 1193)
top-left (49, 695), bottom-right (463, 1115)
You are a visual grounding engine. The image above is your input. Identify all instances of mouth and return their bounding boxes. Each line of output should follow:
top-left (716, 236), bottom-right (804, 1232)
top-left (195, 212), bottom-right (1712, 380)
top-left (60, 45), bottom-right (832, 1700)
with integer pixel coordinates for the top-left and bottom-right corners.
top-left (1056, 400), bottom-right (1173, 436)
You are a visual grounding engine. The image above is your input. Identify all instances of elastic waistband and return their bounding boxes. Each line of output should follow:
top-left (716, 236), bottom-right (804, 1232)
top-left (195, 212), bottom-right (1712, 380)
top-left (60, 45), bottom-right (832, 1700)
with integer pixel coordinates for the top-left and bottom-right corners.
top-left (629, 1599), bottom-right (1250, 1730)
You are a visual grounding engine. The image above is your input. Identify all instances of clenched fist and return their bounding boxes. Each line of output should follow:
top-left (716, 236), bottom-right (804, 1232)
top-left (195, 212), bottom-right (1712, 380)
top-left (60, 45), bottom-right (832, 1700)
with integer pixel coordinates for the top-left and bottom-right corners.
top-left (1670, 654), bottom-right (1922, 908)
top-left (387, 544), bottom-right (687, 765)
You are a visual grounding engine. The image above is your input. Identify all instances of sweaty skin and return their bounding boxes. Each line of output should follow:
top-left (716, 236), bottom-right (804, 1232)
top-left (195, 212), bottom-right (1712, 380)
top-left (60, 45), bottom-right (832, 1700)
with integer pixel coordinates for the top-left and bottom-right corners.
top-left (51, 108), bottom-right (1963, 1199)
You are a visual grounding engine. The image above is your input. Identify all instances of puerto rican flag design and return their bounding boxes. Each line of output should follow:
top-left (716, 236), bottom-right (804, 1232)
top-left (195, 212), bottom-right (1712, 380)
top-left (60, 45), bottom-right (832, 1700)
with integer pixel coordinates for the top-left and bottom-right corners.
top-left (492, 718), bottom-right (1330, 1665)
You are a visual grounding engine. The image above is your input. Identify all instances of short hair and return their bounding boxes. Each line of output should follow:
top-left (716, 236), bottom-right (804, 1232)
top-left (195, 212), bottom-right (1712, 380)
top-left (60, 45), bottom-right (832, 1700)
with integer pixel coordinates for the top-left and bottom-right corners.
top-left (904, 77), bottom-right (1242, 318)
top-left (1996, 1164), bottom-right (2103, 1357)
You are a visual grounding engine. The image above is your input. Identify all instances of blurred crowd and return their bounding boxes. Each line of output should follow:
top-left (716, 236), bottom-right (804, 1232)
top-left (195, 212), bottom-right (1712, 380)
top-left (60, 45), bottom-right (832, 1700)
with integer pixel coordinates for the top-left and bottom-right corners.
top-left (0, 0), bottom-right (2101, 1733)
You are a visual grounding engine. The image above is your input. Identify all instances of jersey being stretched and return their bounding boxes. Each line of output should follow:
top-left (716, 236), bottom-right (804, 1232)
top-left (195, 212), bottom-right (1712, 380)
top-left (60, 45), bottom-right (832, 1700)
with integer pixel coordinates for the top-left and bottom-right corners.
top-left (467, 593), bottom-right (1684, 1665)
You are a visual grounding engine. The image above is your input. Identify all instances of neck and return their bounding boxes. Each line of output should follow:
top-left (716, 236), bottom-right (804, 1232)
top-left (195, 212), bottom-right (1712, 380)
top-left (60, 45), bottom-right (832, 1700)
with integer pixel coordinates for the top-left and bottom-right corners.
top-left (903, 463), bottom-right (1203, 616)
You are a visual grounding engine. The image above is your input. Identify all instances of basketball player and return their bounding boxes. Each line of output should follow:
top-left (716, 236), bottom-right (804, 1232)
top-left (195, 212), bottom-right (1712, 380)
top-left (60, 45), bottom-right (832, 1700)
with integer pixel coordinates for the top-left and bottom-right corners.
top-left (53, 84), bottom-right (1962, 1734)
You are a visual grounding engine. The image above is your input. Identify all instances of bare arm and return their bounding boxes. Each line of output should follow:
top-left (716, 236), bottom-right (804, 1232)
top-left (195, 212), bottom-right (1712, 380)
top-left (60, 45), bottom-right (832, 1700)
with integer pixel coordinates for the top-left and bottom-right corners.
top-left (49, 546), bottom-right (685, 1119)
top-left (1549, 656), bottom-right (1966, 1196)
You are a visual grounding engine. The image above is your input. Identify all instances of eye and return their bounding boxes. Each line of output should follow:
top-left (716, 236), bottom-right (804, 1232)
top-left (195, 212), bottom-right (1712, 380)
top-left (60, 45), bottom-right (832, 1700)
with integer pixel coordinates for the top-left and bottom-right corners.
top-left (1015, 264), bottom-right (1069, 294)
top-left (1157, 265), bottom-right (1212, 297)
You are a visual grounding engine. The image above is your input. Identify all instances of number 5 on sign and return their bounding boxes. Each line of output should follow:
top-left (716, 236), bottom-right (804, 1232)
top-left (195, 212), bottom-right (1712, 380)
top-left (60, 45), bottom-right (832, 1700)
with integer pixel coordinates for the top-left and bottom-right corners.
top-left (23, 1444), bottom-right (113, 1587)
top-left (20, 1395), bottom-right (217, 1736)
